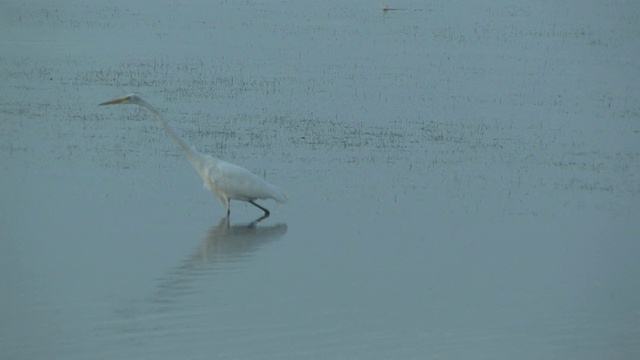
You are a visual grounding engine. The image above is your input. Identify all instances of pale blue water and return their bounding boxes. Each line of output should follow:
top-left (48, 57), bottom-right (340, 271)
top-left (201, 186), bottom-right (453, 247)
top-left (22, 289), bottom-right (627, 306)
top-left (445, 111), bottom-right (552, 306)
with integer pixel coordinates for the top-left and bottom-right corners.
top-left (1, 1), bottom-right (639, 359)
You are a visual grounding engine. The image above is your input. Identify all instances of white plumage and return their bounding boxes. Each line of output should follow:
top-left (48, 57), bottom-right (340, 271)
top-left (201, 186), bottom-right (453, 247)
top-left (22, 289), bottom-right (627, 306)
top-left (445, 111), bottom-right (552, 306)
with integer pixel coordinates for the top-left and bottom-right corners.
top-left (99, 94), bottom-right (287, 218)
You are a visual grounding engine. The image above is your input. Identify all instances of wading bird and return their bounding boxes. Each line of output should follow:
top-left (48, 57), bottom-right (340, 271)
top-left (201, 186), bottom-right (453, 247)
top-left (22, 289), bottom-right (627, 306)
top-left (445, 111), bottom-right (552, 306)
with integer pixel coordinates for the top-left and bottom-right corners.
top-left (99, 94), bottom-right (287, 219)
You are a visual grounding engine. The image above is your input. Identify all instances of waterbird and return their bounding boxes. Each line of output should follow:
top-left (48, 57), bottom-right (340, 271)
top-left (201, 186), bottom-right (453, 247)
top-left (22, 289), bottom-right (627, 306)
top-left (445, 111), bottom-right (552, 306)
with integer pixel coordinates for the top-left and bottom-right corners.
top-left (99, 94), bottom-right (288, 219)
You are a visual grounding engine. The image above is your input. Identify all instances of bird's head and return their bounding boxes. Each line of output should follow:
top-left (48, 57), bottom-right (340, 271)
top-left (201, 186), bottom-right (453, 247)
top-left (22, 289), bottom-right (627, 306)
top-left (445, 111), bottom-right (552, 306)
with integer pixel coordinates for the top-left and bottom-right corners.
top-left (99, 94), bottom-right (143, 106)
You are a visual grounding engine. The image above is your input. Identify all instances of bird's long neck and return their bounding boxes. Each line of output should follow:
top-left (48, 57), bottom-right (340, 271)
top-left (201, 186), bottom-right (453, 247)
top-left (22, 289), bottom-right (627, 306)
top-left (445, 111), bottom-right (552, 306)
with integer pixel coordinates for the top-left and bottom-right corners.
top-left (138, 100), bottom-right (208, 171)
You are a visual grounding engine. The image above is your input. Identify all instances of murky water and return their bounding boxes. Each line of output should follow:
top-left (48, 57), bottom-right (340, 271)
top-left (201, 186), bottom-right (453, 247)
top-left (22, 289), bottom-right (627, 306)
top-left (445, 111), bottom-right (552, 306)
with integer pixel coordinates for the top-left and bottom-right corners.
top-left (2, 1), bottom-right (639, 359)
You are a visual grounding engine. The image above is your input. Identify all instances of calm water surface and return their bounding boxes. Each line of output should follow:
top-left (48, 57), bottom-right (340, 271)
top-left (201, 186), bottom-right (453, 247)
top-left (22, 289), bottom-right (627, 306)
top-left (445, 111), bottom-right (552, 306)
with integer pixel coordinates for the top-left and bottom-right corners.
top-left (1, 0), bottom-right (639, 359)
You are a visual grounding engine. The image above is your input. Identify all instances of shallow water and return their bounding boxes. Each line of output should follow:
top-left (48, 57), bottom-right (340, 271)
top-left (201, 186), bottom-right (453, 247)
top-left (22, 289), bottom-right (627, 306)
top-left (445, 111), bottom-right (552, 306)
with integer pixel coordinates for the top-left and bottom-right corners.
top-left (1, 0), bottom-right (639, 359)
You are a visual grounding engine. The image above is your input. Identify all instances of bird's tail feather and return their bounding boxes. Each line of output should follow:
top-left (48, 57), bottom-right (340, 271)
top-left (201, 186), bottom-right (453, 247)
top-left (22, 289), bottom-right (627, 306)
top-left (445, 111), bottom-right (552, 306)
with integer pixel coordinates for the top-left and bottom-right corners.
top-left (270, 185), bottom-right (289, 204)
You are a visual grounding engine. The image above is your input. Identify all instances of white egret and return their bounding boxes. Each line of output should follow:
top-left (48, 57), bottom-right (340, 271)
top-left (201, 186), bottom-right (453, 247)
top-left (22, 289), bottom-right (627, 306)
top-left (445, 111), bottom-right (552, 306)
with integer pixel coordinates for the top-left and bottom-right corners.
top-left (99, 94), bottom-right (287, 218)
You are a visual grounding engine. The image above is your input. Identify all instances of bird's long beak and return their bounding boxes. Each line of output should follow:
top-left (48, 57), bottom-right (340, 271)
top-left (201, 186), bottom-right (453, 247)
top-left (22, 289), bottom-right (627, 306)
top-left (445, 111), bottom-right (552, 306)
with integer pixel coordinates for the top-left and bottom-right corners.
top-left (99, 96), bottom-right (129, 106)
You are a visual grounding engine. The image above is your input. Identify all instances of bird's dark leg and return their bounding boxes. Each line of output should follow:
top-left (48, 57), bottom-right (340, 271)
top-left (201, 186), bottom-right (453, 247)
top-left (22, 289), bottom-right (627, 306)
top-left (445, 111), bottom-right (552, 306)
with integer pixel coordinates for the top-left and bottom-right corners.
top-left (248, 214), bottom-right (269, 227)
top-left (249, 200), bottom-right (270, 218)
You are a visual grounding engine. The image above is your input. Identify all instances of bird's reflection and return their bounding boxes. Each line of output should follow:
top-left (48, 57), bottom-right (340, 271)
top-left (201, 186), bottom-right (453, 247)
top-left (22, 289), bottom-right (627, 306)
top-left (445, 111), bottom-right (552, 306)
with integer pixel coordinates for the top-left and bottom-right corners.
top-left (184, 215), bottom-right (287, 269)
top-left (113, 216), bottom-right (287, 338)
top-left (151, 216), bottom-right (288, 304)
